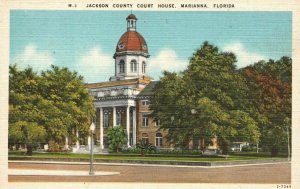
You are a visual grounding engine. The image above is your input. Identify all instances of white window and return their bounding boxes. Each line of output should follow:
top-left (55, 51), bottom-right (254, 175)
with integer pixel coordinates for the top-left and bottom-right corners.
top-left (103, 114), bottom-right (109, 128)
top-left (134, 63), bottom-right (137, 72)
top-left (156, 133), bottom-right (163, 147)
top-left (142, 100), bottom-right (149, 106)
top-left (142, 114), bottom-right (149, 127)
top-left (142, 61), bottom-right (146, 73)
top-left (130, 60), bottom-right (137, 72)
top-left (119, 60), bottom-right (125, 73)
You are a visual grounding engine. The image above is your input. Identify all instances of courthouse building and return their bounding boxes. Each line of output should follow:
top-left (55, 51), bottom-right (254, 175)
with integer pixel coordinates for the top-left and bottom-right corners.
top-left (82, 14), bottom-right (169, 151)
top-left (79, 14), bottom-right (217, 152)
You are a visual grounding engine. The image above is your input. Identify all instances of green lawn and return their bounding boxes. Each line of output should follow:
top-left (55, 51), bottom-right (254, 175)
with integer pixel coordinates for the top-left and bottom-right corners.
top-left (8, 151), bottom-right (285, 162)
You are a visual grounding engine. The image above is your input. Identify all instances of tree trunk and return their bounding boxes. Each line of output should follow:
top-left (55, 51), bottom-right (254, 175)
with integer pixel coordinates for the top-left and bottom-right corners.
top-left (219, 139), bottom-right (229, 155)
top-left (26, 145), bottom-right (33, 156)
top-left (200, 138), bottom-right (205, 152)
top-left (271, 147), bottom-right (279, 157)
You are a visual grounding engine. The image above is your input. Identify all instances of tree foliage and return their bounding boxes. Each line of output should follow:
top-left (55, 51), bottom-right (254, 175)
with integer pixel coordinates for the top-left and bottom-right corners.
top-left (150, 42), bottom-right (291, 156)
top-left (9, 65), bottom-right (95, 154)
top-left (9, 65), bottom-right (46, 155)
top-left (38, 65), bottom-right (95, 143)
top-left (107, 126), bottom-right (128, 153)
top-left (246, 57), bottom-right (291, 83)
top-left (240, 58), bottom-right (291, 156)
top-left (150, 42), bottom-right (262, 153)
top-left (9, 121), bottom-right (46, 155)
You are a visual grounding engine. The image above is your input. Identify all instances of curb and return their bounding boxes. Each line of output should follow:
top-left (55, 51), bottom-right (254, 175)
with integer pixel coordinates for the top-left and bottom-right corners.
top-left (8, 157), bottom-right (289, 167)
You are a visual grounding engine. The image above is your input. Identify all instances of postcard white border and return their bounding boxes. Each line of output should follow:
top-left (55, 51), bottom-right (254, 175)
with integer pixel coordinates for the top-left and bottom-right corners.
top-left (1, 0), bottom-right (299, 189)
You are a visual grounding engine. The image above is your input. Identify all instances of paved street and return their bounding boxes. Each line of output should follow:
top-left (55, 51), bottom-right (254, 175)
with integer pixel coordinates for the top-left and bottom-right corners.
top-left (9, 161), bottom-right (291, 183)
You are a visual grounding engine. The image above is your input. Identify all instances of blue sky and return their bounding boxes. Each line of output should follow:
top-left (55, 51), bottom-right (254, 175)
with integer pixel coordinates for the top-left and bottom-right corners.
top-left (10, 11), bottom-right (292, 83)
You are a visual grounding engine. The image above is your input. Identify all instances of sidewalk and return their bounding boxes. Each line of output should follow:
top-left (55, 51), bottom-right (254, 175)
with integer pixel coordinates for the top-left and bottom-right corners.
top-left (9, 156), bottom-right (290, 166)
top-left (8, 159), bottom-right (290, 169)
top-left (8, 168), bottom-right (120, 176)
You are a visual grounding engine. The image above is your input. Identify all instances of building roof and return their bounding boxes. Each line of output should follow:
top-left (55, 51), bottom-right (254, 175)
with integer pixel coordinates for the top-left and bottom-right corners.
top-left (116, 31), bottom-right (148, 54)
top-left (126, 14), bottom-right (137, 20)
top-left (138, 81), bottom-right (159, 96)
top-left (85, 77), bottom-right (151, 89)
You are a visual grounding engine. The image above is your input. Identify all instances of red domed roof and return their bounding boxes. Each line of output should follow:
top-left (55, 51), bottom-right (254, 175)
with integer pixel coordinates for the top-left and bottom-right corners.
top-left (126, 14), bottom-right (137, 20)
top-left (116, 31), bottom-right (148, 54)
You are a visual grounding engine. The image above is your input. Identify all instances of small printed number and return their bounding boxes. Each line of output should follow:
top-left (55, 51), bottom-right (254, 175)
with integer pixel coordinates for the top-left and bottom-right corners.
top-left (277, 185), bottom-right (291, 188)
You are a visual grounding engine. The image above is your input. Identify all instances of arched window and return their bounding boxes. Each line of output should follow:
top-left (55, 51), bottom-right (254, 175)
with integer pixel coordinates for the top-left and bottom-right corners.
top-left (156, 133), bottom-right (163, 147)
top-left (119, 60), bottom-right (125, 73)
top-left (130, 60), bottom-right (137, 72)
top-left (142, 61), bottom-right (146, 73)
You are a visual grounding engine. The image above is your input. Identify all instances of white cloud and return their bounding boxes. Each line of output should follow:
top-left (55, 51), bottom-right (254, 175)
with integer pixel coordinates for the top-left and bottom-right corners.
top-left (148, 48), bottom-right (187, 80)
top-left (12, 44), bottom-right (54, 72)
top-left (76, 48), bottom-right (187, 82)
top-left (223, 43), bottom-right (266, 68)
top-left (75, 47), bottom-right (113, 83)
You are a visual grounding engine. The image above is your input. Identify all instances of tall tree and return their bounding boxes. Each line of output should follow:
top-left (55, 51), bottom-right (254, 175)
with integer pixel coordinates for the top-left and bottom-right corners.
top-left (39, 65), bottom-right (95, 146)
top-left (9, 65), bottom-right (46, 155)
top-left (241, 59), bottom-right (291, 156)
top-left (150, 42), bottom-right (260, 153)
top-left (149, 71), bottom-right (188, 146)
top-left (9, 65), bottom-right (95, 153)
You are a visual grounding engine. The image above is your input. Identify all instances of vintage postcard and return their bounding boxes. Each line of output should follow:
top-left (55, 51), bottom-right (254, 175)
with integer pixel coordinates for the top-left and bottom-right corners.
top-left (0, 0), bottom-right (299, 189)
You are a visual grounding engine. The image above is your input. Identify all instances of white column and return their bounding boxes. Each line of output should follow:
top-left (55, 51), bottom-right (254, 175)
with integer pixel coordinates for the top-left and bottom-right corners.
top-left (76, 129), bottom-right (79, 148)
top-left (133, 108), bottom-right (137, 145)
top-left (126, 106), bottom-right (130, 147)
top-left (65, 136), bottom-right (69, 149)
top-left (100, 108), bottom-right (104, 149)
top-left (113, 107), bottom-right (116, 127)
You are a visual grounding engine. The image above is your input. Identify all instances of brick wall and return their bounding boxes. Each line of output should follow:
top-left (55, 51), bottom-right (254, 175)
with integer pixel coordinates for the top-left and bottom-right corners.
top-left (136, 98), bottom-right (170, 148)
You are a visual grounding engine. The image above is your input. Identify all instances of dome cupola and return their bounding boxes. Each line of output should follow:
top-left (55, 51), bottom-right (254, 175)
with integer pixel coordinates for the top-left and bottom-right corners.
top-left (126, 14), bottom-right (137, 31)
top-left (115, 14), bottom-right (149, 56)
top-left (110, 14), bottom-right (150, 81)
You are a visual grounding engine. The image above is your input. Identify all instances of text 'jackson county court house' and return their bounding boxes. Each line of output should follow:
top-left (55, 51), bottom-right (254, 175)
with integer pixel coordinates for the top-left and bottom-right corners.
top-left (72, 14), bottom-right (218, 153)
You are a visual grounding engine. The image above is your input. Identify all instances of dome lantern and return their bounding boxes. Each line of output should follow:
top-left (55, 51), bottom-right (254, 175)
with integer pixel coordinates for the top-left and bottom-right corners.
top-left (126, 14), bottom-right (137, 31)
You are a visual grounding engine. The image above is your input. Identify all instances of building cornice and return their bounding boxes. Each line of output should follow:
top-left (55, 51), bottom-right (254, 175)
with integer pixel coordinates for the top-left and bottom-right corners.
top-left (86, 77), bottom-right (151, 89)
top-left (113, 51), bottom-right (150, 59)
top-left (94, 95), bottom-right (137, 101)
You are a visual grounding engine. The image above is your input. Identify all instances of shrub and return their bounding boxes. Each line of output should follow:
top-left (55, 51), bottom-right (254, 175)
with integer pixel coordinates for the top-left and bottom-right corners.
top-left (107, 126), bottom-right (127, 153)
top-left (47, 142), bottom-right (61, 152)
top-left (241, 145), bottom-right (258, 152)
top-left (136, 140), bottom-right (156, 156)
